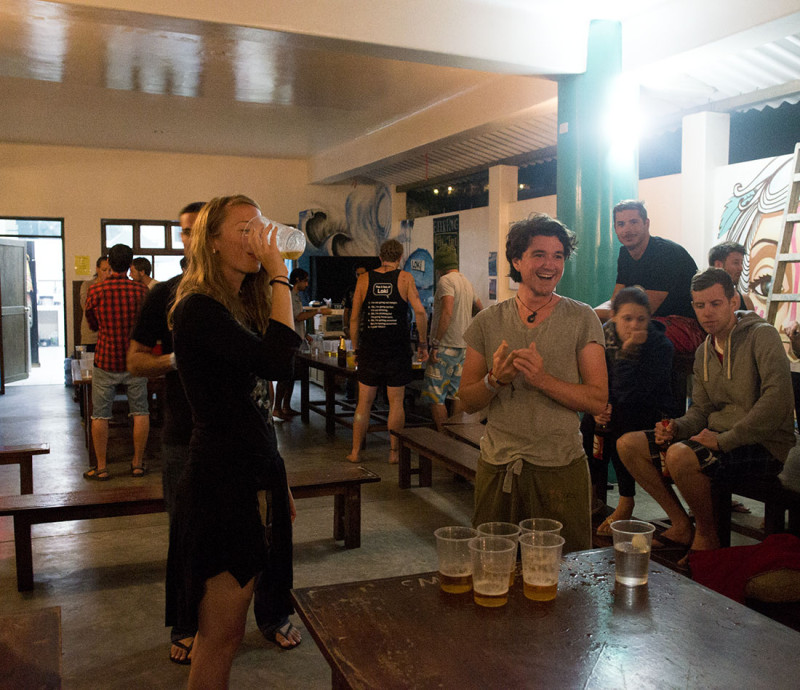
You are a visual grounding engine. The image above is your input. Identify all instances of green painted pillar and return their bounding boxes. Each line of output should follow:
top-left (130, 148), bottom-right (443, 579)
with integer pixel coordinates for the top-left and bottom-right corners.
top-left (556, 20), bottom-right (638, 306)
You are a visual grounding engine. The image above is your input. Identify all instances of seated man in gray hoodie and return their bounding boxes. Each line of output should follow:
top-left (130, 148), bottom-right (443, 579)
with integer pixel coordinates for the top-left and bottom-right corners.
top-left (617, 268), bottom-right (794, 564)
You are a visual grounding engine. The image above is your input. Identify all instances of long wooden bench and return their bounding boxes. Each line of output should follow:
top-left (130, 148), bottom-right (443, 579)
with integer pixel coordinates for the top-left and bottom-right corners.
top-left (391, 427), bottom-right (479, 489)
top-left (0, 444), bottom-right (50, 494)
top-left (0, 465), bottom-right (380, 591)
top-left (713, 474), bottom-right (800, 547)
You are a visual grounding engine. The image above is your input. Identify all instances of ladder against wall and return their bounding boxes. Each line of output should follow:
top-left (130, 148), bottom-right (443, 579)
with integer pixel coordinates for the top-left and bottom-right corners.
top-left (766, 143), bottom-right (800, 338)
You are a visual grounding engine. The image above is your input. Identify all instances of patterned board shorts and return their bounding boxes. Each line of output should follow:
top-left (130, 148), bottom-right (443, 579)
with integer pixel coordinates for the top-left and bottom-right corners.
top-left (421, 347), bottom-right (465, 405)
top-left (645, 430), bottom-right (782, 481)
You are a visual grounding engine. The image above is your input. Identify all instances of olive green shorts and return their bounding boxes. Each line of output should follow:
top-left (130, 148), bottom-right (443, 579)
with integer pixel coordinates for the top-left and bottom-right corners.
top-left (472, 454), bottom-right (592, 553)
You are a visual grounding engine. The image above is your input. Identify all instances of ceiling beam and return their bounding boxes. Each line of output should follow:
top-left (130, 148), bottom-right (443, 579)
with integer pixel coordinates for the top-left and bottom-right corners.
top-left (309, 76), bottom-right (557, 184)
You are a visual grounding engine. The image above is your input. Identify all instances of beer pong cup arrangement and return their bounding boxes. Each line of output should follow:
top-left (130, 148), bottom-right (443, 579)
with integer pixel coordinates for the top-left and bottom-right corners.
top-left (610, 520), bottom-right (655, 587)
top-left (519, 532), bottom-right (565, 601)
top-left (469, 536), bottom-right (517, 608)
top-left (242, 214), bottom-right (306, 260)
top-left (434, 526), bottom-right (478, 594)
top-left (519, 518), bottom-right (563, 535)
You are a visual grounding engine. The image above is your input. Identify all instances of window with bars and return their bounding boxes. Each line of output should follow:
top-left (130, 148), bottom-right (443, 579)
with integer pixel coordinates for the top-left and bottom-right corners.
top-left (101, 218), bottom-right (184, 281)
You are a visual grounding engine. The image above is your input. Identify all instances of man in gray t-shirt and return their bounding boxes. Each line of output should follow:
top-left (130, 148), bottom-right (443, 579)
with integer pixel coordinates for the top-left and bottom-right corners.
top-left (459, 214), bottom-right (607, 552)
top-left (422, 245), bottom-right (483, 429)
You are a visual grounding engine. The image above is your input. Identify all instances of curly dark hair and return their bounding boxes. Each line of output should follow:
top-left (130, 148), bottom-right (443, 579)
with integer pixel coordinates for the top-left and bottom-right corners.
top-left (506, 213), bottom-right (577, 283)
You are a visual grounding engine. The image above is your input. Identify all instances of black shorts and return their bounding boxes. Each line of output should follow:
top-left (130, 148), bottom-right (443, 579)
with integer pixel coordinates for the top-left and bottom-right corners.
top-left (645, 431), bottom-right (782, 481)
top-left (356, 349), bottom-right (413, 388)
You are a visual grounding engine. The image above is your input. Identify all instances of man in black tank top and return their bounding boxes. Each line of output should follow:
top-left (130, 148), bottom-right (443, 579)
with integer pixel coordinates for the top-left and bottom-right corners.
top-left (347, 239), bottom-right (429, 464)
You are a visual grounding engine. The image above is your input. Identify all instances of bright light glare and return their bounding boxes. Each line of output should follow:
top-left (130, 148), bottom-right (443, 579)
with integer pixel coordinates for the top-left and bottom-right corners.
top-left (605, 75), bottom-right (641, 171)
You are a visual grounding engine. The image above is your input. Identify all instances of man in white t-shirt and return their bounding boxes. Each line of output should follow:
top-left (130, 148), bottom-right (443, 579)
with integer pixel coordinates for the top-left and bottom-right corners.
top-left (422, 245), bottom-right (483, 429)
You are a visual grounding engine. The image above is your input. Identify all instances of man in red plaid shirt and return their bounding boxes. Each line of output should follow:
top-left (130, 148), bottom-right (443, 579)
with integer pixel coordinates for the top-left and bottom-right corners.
top-left (84, 243), bottom-right (150, 480)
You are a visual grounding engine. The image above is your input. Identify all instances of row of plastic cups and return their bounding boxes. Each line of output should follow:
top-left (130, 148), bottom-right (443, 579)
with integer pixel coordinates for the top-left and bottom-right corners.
top-left (435, 520), bottom-right (565, 607)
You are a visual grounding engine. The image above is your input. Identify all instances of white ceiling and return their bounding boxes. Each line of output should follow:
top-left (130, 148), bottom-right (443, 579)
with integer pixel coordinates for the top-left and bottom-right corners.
top-left (1, 0), bottom-right (799, 188)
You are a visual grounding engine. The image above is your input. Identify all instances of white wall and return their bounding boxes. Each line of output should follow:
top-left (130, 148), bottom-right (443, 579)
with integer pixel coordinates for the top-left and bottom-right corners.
top-left (0, 142), bottom-right (356, 350)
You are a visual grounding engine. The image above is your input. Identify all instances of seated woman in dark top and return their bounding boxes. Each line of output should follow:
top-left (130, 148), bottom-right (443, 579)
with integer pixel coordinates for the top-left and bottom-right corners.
top-left (594, 287), bottom-right (677, 536)
top-left (166, 195), bottom-right (301, 687)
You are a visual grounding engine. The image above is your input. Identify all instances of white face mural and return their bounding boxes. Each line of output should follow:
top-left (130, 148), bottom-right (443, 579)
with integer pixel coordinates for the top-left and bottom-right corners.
top-left (716, 154), bottom-right (794, 328)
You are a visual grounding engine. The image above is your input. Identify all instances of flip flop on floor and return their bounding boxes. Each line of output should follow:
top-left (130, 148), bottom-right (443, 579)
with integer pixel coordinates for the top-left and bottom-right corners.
top-left (262, 619), bottom-right (302, 650)
top-left (651, 534), bottom-right (691, 550)
top-left (83, 467), bottom-right (111, 481)
top-left (731, 500), bottom-right (751, 514)
top-left (169, 637), bottom-right (193, 665)
top-left (130, 464), bottom-right (147, 478)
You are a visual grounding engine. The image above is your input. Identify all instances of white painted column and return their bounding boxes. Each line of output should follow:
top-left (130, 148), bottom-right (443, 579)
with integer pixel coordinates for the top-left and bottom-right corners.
top-left (681, 112), bottom-right (730, 267)
top-left (489, 165), bottom-right (519, 302)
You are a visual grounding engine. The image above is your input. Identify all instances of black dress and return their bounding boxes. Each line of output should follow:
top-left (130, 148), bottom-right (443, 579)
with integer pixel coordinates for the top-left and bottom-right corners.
top-left (165, 293), bottom-right (301, 630)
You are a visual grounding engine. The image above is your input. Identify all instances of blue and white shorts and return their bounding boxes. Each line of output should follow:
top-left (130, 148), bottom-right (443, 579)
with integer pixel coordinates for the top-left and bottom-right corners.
top-left (422, 347), bottom-right (466, 405)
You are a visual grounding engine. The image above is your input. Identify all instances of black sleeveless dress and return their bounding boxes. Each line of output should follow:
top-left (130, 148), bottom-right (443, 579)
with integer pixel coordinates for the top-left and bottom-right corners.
top-left (165, 293), bottom-right (300, 631)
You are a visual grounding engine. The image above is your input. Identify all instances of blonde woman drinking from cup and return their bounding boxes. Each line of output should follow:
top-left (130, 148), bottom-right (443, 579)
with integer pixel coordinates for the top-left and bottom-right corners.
top-left (166, 196), bottom-right (301, 688)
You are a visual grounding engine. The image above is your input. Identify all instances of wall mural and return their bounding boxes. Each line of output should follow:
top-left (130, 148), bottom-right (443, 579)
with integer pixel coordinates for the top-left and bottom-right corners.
top-left (298, 184), bottom-right (433, 310)
top-left (716, 154), bottom-right (793, 328)
top-left (299, 184), bottom-right (393, 257)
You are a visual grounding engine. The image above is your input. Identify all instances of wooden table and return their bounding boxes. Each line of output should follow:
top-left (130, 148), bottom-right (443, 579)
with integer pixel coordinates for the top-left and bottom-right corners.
top-left (0, 607), bottom-right (61, 688)
top-left (72, 373), bottom-right (96, 467)
top-left (296, 352), bottom-right (426, 437)
top-left (292, 548), bottom-right (800, 689)
top-left (0, 443), bottom-right (50, 494)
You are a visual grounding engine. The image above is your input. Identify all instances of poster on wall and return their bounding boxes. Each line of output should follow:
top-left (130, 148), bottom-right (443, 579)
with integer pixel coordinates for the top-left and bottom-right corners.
top-left (488, 251), bottom-right (497, 277)
top-left (433, 214), bottom-right (459, 264)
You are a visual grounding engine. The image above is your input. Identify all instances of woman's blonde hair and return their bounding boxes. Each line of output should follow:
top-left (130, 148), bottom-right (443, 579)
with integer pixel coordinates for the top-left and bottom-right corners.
top-left (170, 195), bottom-right (273, 333)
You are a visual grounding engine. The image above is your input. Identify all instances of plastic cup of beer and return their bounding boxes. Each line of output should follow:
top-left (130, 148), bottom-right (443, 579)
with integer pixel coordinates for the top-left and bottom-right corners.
top-left (477, 522), bottom-right (521, 585)
top-left (434, 526), bottom-right (478, 594)
top-left (519, 518), bottom-right (563, 535)
top-left (610, 520), bottom-right (655, 587)
top-left (346, 352), bottom-right (356, 369)
top-left (242, 214), bottom-right (306, 259)
top-left (519, 531), bottom-right (565, 601)
top-left (468, 536), bottom-right (517, 607)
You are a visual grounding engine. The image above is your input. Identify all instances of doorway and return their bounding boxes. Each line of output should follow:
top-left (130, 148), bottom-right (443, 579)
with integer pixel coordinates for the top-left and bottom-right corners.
top-left (0, 219), bottom-right (65, 387)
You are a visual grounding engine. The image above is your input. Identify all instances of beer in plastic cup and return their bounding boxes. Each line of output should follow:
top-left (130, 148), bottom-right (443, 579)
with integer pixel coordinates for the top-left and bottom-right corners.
top-left (477, 522), bottom-right (521, 585)
top-left (469, 536), bottom-right (517, 607)
top-left (519, 531), bottom-right (564, 601)
top-left (243, 214), bottom-right (306, 259)
top-left (434, 526), bottom-right (478, 593)
top-left (518, 518), bottom-right (563, 535)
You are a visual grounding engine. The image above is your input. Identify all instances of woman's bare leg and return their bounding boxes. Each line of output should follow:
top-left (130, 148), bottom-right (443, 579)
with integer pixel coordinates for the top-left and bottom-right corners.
top-left (188, 572), bottom-right (255, 690)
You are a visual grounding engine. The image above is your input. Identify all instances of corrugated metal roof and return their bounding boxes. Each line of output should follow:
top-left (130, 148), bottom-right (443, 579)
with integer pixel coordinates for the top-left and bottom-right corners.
top-left (380, 32), bottom-right (800, 188)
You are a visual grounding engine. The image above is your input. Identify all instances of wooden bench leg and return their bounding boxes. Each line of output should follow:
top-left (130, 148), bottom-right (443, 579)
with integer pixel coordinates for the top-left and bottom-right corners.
top-left (788, 506), bottom-right (800, 535)
top-left (713, 484), bottom-right (732, 548)
top-left (763, 500), bottom-right (786, 535)
top-left (343, 486), bottom-right (361, 549)
top-left (13, 517), bottom-right (34, 592)
top-left (418, 454), bottom-right (432, 488)
top-left (20, 455), bottom-right (33, 495)
top-left (399, 445), bottom-right (412, 489)
top-left (334, 493), bottom-right (344, 542)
